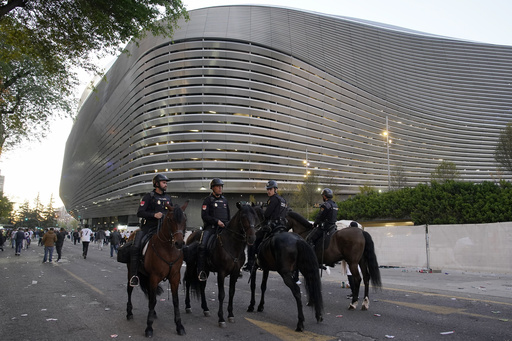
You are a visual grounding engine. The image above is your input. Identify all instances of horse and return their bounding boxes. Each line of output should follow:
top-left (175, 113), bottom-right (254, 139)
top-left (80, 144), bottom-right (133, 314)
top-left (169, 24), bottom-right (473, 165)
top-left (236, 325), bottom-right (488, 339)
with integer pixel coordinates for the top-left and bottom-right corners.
top-left (247, 227), bottom-right (324, 332)
top-left (184, 201), bottom-right (257, 327)
top-left (126, 201), bottom-right (189, 338)
top-left (286, 210), bottom-right (381, 310)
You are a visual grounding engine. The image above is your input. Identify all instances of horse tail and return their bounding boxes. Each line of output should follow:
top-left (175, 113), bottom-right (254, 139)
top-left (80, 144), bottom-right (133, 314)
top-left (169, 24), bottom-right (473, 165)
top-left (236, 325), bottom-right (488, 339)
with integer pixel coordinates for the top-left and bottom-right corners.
top-left (362, 230), bottom-right (382, 288)
top-left (139, 272), bottom-right (164, 298)
top-left (183, 242), bottom-right (201, 300)
top-left (297, 239), bottom-right (324, 318)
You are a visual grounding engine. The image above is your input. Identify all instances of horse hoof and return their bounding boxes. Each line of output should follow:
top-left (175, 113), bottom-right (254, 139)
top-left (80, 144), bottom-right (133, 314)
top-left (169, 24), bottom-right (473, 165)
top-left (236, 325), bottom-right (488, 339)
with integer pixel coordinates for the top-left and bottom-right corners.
top-left (177, 327), bottom-right (186, 336)
top-left (145, 329), bottom-right (153, 338)
top-left (295, 323), bottom-right (304, 332)
top-left (361, 305), bottom-right (368, 311)
top-left (204, 310), bottom-right (211, 317)
top-left (228, 317), bottom-right (235, 323)
top-left (126, 314), bottom-right (133, 320)
top-left (219, 321), bottom-right (226, 328)
top-left (257, 306), bottom-right (264, 312)
top-left (348, 304), bottom-right (357, 310)
top-left (185, 308), bottom-right (192, 314)
top-left (316, 314), bottom-right (323, 323)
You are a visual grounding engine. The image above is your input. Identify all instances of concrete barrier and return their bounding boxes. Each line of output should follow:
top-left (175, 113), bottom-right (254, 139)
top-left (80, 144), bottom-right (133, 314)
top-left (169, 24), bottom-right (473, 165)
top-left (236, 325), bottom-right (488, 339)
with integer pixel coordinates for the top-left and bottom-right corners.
top-left (365, 222), bottom-right (512, 274)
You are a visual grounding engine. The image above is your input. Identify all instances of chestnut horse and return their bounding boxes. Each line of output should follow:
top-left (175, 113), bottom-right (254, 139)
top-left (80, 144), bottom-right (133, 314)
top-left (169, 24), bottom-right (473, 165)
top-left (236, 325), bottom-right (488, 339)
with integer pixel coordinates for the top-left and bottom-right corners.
top-left (286, 211), bottom-right (381, 310)
top-left (126, 201), bottom-right (188, 337)
top-left (184, 202), bottom-right (257, 327)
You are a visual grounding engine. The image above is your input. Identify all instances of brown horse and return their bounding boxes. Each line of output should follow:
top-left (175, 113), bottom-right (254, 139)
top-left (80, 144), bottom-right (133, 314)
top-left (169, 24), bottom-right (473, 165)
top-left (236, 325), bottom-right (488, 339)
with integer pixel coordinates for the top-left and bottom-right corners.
top-left (286, 211), bottom-right (381, 311)
top-left (126, 201), bottom-right (188, 337)
top-left (184, 202), bottom-right (257, 327)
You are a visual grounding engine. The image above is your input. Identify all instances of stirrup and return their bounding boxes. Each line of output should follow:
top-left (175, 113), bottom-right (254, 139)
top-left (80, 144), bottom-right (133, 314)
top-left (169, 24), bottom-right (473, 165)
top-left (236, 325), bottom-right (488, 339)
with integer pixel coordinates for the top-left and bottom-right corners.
top-left (198, 271), bottom-right (207, 282)
top-left (130, 275), bottom-right (139, 287)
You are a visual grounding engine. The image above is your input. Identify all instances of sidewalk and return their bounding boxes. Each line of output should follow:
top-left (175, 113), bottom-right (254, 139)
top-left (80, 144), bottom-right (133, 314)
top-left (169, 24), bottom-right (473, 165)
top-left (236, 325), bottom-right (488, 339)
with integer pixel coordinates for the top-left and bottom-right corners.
top-left (319, 265), bottom-right (512, 301)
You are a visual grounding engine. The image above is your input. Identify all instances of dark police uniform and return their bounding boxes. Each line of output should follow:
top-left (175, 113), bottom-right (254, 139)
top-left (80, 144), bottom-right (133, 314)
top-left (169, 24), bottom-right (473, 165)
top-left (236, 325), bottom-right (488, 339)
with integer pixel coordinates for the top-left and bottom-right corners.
top-left (137, 190), bottom-right (173, 235)
top-left (308, 198), bottom-right (338, 246)
top-left (197, 192), bottom-right (230, 279)
top-left (263, 193), bottom-right (288, 230)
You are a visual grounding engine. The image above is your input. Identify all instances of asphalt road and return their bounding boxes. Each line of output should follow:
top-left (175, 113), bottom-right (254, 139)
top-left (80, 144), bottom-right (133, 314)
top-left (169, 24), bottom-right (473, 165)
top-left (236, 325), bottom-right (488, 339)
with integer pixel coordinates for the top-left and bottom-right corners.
top-left (1, 240), bottom-right (511, 341)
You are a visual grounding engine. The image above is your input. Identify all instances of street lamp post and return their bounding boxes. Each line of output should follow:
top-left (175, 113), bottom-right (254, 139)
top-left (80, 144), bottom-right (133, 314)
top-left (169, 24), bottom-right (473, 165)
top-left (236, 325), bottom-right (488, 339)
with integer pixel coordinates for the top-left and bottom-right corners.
top-left (382, 116), bottom-right (391, 191)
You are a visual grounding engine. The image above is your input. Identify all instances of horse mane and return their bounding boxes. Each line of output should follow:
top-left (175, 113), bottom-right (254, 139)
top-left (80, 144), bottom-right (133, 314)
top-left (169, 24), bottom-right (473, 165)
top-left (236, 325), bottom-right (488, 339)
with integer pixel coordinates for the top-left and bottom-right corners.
top-left (173, 204), bottom-right (184, 223)
top-left (288, 211), bottom-right (312, 229)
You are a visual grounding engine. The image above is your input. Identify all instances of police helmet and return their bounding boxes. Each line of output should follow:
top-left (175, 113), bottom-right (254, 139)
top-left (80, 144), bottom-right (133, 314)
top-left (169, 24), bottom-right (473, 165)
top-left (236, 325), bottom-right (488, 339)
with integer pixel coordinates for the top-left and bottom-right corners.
top-left (210, 178), bottom-right (224, 189)
top-left (266, 180), bottom-right (278, 189)
top-left (153, 174), bottom-right (170, 187)
top-left (321, 188), bottom-right (333, 198)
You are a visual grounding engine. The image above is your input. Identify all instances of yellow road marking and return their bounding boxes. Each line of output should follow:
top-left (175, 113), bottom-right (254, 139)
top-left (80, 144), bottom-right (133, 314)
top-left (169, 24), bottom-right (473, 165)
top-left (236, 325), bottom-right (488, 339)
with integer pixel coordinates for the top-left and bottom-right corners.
top-left (62, 268), bottom-right (104, 296)
top-left (245, 317), bottom-right (336, 341)
top-left (379, 299), bottom-right (511, 322)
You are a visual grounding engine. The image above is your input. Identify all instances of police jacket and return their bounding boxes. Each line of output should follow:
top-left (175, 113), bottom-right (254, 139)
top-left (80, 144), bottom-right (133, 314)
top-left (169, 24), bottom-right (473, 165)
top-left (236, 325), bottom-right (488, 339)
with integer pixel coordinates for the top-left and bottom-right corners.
top-left (201, 193), bottom-right (230, 229)
top-left (264, 194), bottom-right (287, 223)
top-left (137, 190), bottom-right (172, 231)
top-left (314, 199), bottom-right (338, 229)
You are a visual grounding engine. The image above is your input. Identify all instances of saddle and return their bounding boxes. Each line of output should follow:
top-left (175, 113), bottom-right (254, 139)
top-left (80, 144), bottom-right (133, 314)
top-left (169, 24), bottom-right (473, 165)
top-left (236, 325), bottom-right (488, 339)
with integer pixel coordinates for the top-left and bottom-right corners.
top-left (315, 225), bottom-right (337, 252)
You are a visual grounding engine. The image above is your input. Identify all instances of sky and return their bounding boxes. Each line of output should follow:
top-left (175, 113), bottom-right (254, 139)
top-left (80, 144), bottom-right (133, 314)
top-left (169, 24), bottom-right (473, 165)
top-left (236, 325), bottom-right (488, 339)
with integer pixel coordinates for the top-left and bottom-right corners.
top-left (1, 0), bottom-right (511, 210)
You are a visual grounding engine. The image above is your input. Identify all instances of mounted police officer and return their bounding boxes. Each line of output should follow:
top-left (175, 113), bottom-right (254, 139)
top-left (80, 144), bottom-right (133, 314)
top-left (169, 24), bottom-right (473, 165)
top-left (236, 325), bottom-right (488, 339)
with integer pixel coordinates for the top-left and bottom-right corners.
top-left (307, 188), bottom-right (338, 248)
top-left (198, 178), bottom-right (231, 281)
top-left (129, 174), bottom-right (172, 287)
top-left (243, 180), bottom-right (287, 272)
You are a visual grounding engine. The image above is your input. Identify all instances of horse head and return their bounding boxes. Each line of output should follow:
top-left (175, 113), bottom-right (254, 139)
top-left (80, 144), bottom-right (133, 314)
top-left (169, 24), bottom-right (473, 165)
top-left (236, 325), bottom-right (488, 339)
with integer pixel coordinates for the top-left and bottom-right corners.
top-left (163, 201), bottom-right (188, 250)
top-left (235, 201), bottom-right (257, 246)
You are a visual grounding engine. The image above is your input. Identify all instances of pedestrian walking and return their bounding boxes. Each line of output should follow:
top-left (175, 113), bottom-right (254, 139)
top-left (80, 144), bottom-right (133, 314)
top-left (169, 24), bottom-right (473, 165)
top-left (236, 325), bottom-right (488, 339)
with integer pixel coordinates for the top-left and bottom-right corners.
top-left (96, 229), bottom-right (106, 250)
top-left (55, 228), bottom-right (67, 262)
top-left (72, 230), bottom-right (80, 244)
top-left (110, 228), bottom-right (121, 257)
top-left (14, 228), bottom-right (25, 255)
top-left (80, 225), bottom-right (92, 259)
top-left (42, 228), bottom-right (57, 263)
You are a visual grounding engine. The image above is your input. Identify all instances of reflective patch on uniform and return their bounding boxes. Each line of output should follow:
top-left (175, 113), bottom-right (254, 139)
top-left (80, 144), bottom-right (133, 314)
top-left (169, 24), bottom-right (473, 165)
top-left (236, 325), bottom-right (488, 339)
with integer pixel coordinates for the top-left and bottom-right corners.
top-left (158, 200), bottom-right (161, 205)
top-left (140, 201), bottom-right (145, 206)
top-left (202, 205), bottom-right (207, 210)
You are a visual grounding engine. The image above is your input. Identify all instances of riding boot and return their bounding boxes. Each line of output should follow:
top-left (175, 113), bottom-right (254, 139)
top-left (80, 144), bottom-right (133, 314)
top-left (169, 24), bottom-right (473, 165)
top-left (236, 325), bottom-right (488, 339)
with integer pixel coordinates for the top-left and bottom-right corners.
top-left (197, 245), bottom-right (207, 281)
top-left (129, 246), bottom-right (140, 287)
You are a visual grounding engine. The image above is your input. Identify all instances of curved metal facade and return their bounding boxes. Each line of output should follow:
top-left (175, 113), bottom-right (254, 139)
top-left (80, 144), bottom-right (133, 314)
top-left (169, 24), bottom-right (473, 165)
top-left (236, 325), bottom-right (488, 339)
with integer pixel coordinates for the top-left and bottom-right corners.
top-left (60, 5), bottom-right (512, 225)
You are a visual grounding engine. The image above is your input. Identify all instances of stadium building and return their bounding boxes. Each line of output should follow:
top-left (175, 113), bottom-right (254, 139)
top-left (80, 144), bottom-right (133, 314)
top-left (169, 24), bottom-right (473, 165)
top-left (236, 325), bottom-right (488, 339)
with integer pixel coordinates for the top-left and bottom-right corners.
top-left (60, 5), bottom-right (512, 228)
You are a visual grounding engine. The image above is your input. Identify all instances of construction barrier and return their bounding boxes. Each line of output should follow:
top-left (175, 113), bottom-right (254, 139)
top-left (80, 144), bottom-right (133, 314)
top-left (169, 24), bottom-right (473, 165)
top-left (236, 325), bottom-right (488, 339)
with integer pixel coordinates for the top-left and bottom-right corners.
top-left (365, 222), bottom-right (512, 274)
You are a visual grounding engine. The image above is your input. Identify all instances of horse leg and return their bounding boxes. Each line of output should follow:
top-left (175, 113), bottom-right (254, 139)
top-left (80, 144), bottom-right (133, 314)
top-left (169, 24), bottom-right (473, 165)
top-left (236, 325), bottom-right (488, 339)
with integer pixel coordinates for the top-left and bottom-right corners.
top-left (217, 273), bottom-right (227, 327)
top-left (171, 275), bottom-right (186, 335)
top-left (348, 262), bottom-right (361, 310)
top-left (281, 271), bottom-right (305, 332)
top-left (247, 267), bottom-right (257, 312)
top-left (360, 259), bottom-right (371, 311)
top-left (200, 280), bottom-right (210, 317)
top-left (227, 270), bottom-right (238, 323)
top-left (145, 284), bottom-right (157, 337)
top-left (185, 277), bottom-right (192, 314)
top-left (257, 269), bottom-right (269, 312)
top-left (126, 283), bottom-right (134, 320)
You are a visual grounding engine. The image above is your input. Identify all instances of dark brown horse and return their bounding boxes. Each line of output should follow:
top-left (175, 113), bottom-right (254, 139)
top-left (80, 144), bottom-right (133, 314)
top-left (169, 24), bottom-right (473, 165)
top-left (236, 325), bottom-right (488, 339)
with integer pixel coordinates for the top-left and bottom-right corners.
top-left (184, 202), bottom-right (257, 327)
top-left (126, 201), bottom-right (188, 337)
top-left (286, 211), bottom-right (381, 310)
top-left (247, 228), bottom-right (324, 332)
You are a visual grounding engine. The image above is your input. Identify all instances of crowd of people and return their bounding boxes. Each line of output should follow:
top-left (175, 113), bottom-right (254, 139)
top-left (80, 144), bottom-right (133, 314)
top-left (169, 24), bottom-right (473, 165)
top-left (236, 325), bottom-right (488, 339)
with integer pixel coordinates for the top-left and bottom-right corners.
top-left (0, 224), bottom-right (130, 262)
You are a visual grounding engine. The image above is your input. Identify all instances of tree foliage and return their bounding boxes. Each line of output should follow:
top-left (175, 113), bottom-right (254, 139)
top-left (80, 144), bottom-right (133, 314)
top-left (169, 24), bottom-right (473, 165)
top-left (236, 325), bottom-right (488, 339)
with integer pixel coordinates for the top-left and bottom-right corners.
top-left (13, 193), bottom-right (58, 228)
top-left (430, 160), bottom-right (460, 184)
top-left (337, 181), bottom-right (512, 225)
top-left (0, 0), bottom-right (188, 154)
top-left (289, 175), bottom-right (320, 219)
top-left (494, 122), bottom-right (512, 175)
top-left (0, 191), bottom-right (14, 223)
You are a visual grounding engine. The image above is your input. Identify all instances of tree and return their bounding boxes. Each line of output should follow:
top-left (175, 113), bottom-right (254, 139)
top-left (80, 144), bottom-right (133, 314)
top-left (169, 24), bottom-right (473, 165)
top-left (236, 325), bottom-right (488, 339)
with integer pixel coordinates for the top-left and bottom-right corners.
top-left (0, 0), bottom-right (188, 154)
top-left (289, 175), bottom-right (320, 219)
top-left (494, 122), bottom-right (512, 175)
top-left (430, 160), bottom-right (460, 184)
top-left (390, 165), bottom-right (408, 190)
top-left (42, 193), bottom-right (57, 227)
top-left (0, 191), bottom-right (13, 223)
